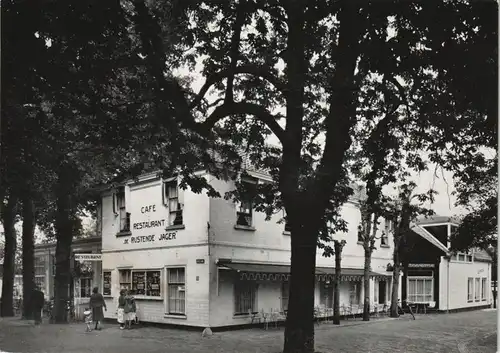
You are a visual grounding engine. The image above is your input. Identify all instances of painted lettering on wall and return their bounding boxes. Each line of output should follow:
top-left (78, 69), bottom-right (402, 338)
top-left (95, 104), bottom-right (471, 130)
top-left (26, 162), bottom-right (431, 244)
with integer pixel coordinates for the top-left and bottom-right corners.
top-left (123, 231), bottom-right (177, 245)
top-left (141, 205), bottom-right (156, 213)
top-left (133, 219), bottom-right (166, 230)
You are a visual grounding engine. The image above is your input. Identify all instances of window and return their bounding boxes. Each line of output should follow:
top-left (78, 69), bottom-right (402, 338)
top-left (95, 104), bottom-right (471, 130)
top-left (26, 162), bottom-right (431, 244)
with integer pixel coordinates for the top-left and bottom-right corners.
top-left (79, 277), bottom-right (92, 298)
top-left (164, 181), bottom-right (183, 226)
top-left (234, 280), bottom-right (257, 314)
top-left (281, 281), bottom-right (289, 311)
top-left (320, 281), bottom-right (333, 308)
top-left (378, 280), bottom-right (387, 304)
top-left (126, 270), bottom-right (161, 297)
top-left (35, 256), bottom-right (46, 291)
top-left (115, 188), bottom-right (130, 232)
top-left (481, 278), bottom-right (487, 301)
top-left (103, 271), bottom-right (112, 296)
top-left (407, 277), bottom-right (433, 303)
top-left (455, 252), bottom-right (473, 263)
top-left (236, 177), bottom-right (257, 227)
top-left (475, 278), bottom-right (480, 302)
top-left (167, 268), bottom-right (186, 315)
top-left (119, 269), bottom-right (132, 291)
top-left (349, 282), bottom-right (361, 305)
top-left (381, 220), bottom-right (391, 246)
top-left (467, 277), bottom-right (473, 302)
top-left (357, 226), bottom-right (363, 242)
top-left (283, 210), bottom-right (291, 232)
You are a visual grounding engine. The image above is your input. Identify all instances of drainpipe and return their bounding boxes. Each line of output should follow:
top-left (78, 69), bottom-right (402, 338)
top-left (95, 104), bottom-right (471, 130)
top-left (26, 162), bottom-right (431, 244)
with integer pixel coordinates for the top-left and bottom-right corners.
top-left (446, 255), bottom-right (450, 313)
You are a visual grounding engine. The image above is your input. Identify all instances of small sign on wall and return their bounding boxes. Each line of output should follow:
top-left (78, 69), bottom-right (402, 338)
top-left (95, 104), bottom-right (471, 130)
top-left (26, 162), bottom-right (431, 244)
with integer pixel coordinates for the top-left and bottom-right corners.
top-left (196, 259), bottom-right (205, 264)
top-left (75, 254), bottom-right (102, 262)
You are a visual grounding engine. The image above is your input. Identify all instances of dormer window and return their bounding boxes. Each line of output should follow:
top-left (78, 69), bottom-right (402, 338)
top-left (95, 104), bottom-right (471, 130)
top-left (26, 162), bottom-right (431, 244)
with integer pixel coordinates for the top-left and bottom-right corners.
top-left (163, 180), bottom-right (184, 226)
top-left (236, 176), bottom-right (257, 228)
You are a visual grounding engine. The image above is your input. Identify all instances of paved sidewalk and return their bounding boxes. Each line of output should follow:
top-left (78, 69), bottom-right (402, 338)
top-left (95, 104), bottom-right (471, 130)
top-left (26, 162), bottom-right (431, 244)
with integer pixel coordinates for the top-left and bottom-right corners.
top-left (0, 310), bottom-right (496, 353)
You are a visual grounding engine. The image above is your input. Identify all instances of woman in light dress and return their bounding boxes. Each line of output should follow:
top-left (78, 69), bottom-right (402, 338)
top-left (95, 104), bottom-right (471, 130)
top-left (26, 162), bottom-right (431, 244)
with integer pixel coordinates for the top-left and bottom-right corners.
top-left (117, 289), bottom-right (126, 329)
top-left (124, 290), bottom-right (137, 329)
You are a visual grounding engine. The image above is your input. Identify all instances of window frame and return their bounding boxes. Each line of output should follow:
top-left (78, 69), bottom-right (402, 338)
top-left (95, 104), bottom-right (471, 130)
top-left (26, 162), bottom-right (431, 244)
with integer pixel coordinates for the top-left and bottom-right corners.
top-left (474, 277), bottom-right (481, 302)
top-left (133, 269), bottom-right (162, 298)
top-left (481, 278), bottom-right (487, 301)
top-left (166, 267), bottom-right (187, 316)
top-left (102, 270), bottom-right (112, 296)
top-left (407, 276), bottom-right (434, 303)
top-left (234, 280), bottom-right (258, 315)
top-left (467, 277), bottom-right (473, 302)
top-left (235, 177), bottom-right (257, 228)
top-left (114, 188), bottom-right (130, 233)
top-left (381, 220), bottom-right (391, 246)
top-left (163, 180), bottom-right (184, 227)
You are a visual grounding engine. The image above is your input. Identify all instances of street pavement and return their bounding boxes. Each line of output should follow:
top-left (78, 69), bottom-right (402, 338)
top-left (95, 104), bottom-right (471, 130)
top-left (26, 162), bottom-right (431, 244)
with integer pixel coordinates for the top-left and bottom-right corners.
top-left (0, 309), bottom-right (496, 353)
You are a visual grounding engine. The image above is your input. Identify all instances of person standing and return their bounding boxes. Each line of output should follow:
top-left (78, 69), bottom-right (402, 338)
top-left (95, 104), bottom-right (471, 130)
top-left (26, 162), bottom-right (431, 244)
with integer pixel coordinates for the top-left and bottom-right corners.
top-left (31, 286), bottom-right (45, 325)
top-left (123, 290), bottom-right (134, 329)
top-left (89, 287), bottom-right (107, 330)
top-left (117, 289), bottom-right (126, 330)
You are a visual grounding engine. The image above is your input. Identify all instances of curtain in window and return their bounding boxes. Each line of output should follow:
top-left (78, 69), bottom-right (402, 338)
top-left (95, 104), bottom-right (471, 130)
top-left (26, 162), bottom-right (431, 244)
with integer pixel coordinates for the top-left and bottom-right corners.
top-left (467, 278), bottom-right (473, 301)
top-left (475, 278), bottom-right (480, 301)
top-left (234, 281), bottom-right (256, 314)
top-left (168, 268), bottom-right (185, 314)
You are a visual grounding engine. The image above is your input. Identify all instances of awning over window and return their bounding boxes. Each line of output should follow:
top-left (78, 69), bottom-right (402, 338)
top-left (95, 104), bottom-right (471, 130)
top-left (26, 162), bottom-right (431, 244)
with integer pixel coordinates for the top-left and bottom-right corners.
top-left (219, 262), bottom-right (291, 281)
top-left (218, 262), bottom-right (390, 281)
top-left (316, 267), bottom-right (389, 282)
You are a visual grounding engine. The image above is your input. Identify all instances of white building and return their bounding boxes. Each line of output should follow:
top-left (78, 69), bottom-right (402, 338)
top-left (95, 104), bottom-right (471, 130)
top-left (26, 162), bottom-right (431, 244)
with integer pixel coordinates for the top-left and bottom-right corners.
top-left (99, 170), bottom-right (398, 328)
top-left (404, 217), bottom-right (493, 312)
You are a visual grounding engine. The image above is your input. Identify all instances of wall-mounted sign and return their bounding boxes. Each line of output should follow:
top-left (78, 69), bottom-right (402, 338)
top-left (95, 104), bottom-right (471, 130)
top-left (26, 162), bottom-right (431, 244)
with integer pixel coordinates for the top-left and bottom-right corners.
top-left (196, 259), bottom-right (205, 264)
top-left (123, 231), bottom-right (177, 245)
top-left (408, 263), bottom-right (434, 268)
top-left (75, 254), bottom-right (102, 262)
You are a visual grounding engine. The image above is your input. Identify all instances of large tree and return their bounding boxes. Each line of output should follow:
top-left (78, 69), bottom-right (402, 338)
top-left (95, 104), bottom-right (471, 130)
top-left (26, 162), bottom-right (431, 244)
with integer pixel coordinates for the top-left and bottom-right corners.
top-left (124, 1), bottom-right (497, 352)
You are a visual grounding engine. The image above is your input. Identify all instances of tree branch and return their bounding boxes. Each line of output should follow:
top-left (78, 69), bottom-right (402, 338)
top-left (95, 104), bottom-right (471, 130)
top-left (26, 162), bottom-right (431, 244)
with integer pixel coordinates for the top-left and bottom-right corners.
top-left (225, 0), bottom-right (247, 104)
top-left (201, 102), bottom-right (286, 144)
top-left (189, 64), bottom-right (286, 110)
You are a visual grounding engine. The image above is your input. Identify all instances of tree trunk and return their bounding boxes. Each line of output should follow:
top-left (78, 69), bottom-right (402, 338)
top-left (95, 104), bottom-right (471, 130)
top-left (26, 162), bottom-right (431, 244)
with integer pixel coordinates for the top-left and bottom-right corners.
top-left (283, 227), bottom-right (318, 353)
top-left (1, 195), bottom-right (18, 317)
top-left (390, 246), bottom-right (401, 317)
top-left (22, 197), bottom-right (36, 320)
top-left (333, 241), bottom-right (342, 325)
top-left (53, 164), bottom-right (76, 323)
top-left (362, 248), bottom-right (371, 321)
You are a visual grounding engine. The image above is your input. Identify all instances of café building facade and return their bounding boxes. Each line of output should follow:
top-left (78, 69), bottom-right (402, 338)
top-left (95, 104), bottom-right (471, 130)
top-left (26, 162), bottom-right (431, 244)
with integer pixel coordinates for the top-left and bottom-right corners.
top-left (99, 170), bottom-right (398, 328)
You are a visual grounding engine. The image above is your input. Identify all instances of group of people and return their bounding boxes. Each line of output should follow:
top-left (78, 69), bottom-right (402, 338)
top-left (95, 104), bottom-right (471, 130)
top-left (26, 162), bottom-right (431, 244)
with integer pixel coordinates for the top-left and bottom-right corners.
top-left (89, 287), bottom-right (137, 330)
top-left (28, 285), bottom-right (137, 331)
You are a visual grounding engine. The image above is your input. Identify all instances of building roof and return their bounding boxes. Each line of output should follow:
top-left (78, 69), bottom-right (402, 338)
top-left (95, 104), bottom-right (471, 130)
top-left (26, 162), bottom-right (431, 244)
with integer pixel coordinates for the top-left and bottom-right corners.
top-left (411, 224), bottom-right (450, 255)
top-left (474, 249), bottom-right (493, 262)
top-left (416, 215), bottom-right (460, 226)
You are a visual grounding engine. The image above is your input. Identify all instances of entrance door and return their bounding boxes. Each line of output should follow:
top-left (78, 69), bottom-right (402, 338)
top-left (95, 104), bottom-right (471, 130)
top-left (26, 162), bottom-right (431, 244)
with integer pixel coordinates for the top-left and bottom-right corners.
top-left (378, 280), bottom-right (386, 304)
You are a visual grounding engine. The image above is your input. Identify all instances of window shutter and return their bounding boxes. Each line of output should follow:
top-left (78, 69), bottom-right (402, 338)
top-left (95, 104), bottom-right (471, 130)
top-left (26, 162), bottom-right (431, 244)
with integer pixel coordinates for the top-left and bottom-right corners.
top-left (162, 181), bottom-right (167, 206)
top-left (177, 176), bottom-right (184, 210)
top-left (112, 191), bottom-right (117, 215)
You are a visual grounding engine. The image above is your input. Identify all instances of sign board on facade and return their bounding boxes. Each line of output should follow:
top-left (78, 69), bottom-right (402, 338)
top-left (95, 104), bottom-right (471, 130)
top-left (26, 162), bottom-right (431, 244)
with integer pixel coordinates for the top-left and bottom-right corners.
top-left (408, 263), bottom-right (434, 268)
top-left (74, 254), bottom-right (102, 262)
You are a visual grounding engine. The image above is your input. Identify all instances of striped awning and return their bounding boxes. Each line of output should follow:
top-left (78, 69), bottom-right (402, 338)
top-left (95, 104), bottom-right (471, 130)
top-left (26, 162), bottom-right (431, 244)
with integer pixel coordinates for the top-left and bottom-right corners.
top-left (218, 262), bottom-right (390, 282)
